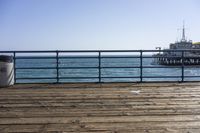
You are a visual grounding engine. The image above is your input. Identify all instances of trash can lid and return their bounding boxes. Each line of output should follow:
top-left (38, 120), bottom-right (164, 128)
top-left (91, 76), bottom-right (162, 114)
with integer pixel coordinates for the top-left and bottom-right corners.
top-left (0, 55), bottom-right (13, 63)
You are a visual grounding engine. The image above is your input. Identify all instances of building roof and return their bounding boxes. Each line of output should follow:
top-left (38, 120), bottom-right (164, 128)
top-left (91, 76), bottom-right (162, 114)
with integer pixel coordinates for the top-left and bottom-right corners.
top-left (193, 42), bottom-right (200, 45)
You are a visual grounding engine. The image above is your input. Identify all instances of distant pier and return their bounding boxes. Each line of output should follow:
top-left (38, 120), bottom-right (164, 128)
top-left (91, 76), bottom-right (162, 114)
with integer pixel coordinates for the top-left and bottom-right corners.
top-left (153, 54), bottom-right (200, 65)
top-left (153, 23), bottom-right (200, 66)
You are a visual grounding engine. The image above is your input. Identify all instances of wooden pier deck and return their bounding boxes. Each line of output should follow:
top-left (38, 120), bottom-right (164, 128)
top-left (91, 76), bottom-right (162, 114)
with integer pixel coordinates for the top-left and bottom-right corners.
top-left (1, 83), bottom-right (200, 133)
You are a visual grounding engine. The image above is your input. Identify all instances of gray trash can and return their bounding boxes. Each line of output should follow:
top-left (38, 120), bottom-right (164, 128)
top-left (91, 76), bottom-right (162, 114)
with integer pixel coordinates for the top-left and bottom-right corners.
top-left (0, 55), bottom-right (14, 87)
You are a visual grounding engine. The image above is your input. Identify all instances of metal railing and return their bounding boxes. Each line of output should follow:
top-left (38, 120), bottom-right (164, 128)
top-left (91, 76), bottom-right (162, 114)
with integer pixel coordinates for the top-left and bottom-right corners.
top-left (1, 50), bottom-right (200, 83)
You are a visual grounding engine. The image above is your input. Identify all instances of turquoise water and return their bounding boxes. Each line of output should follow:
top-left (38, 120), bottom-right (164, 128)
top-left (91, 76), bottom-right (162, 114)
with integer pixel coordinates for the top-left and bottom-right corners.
top-left (15, 57), bottom-right (200, 83)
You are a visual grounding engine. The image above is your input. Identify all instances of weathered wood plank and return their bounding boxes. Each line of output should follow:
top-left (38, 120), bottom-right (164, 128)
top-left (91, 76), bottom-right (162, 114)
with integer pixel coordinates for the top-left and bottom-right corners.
top-left (0, 83), bottom-right (200, 132)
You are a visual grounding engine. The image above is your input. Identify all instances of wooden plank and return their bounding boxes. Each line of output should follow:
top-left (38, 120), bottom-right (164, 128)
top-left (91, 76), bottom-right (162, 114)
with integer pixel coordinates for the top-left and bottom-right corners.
top-left (0, 83), bottom-right (200, 132)
top-left (1, 123), bottom-right (200, 133)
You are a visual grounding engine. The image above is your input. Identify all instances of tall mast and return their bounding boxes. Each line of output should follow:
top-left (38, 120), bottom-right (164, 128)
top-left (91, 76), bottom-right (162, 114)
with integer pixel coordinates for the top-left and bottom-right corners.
top-left (181, 21), bottom-right (186, 41)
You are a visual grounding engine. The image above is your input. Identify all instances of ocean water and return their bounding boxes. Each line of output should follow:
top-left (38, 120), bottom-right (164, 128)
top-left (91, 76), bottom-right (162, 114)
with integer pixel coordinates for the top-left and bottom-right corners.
top-left (15, 57), bottom-right (200, 83)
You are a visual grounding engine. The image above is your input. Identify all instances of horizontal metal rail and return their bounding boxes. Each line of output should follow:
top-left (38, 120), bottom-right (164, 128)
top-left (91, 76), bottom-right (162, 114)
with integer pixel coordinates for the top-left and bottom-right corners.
top-left (1, 49), bottom-right (200, 53)
top-left (1, 50), bottom-right (200, 83)
top-left (15, 66), bottom-right (184, 69)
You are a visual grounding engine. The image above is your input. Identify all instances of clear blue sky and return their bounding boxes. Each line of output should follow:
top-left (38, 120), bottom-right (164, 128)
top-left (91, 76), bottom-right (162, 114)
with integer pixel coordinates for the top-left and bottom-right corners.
top-left (0, 0), bottom-right (200, 50)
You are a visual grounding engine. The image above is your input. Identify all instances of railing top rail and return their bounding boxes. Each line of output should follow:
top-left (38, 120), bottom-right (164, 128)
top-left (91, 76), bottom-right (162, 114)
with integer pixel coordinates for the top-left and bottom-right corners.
top-left (0, 50), bottom-right (140, 53)
top-left (1, 49), bottom-right (200, 53)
